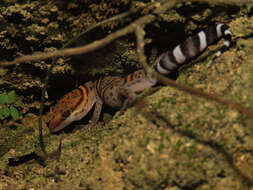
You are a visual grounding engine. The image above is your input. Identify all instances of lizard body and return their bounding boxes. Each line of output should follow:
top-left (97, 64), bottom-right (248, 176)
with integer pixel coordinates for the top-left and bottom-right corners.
top-left (49, 23), bottom-right (233, 133)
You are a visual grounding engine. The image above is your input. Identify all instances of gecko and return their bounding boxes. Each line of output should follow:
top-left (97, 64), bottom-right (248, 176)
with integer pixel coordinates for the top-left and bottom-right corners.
top-left (49, 23), bottom-right (233, 133)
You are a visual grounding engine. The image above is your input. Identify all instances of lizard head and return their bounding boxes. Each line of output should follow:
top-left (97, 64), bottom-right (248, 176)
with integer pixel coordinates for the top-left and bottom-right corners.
top-left (49, 81), bottom-right (96, 133)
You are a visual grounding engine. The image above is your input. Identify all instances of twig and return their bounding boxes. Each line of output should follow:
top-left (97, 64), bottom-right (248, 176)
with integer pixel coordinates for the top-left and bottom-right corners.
top-left (0, 0), bottom-right (178, 67)
top-left (135, 26), bottom-right (148, 70)
top-left (154, 73), bottom-right (253, 119)
top-left (63, 1), bottom-right (159, 49)
top-left (0, 0), bottom-right (252, 67)
top-left (38, 63), bottom-right (52, 157)
top-left (134, 19), bottom-right (253, 120)
top-left (0, 15), bottom-right (155, 67)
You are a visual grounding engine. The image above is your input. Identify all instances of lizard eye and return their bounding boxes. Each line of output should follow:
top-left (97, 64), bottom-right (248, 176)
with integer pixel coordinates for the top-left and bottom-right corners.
top-left (62, 110), bottom-right (71, 118)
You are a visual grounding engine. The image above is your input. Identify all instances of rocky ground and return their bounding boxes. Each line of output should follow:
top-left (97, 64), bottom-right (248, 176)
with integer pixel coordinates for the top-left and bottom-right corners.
top-left (0, 0), bottom-right (253, 189)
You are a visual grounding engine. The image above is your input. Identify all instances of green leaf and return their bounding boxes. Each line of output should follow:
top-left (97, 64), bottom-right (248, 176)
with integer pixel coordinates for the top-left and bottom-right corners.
top-left (0, 92), bottom-right (8, 104)
top-left (14, 101), bottom-right (22, 107)
top-left (0, 106), bottom-right (10, 119)
top-left (7, 90), bottom-right (15, 104)
top-left (10, 106), bottom-right (19, 120)
top-left (0, 109), bottom-right (4, 120)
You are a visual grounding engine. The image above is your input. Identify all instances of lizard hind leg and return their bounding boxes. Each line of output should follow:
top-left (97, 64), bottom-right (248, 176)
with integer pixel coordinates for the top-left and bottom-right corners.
top-left (118, 76), bottom-right (157, 114)
top-left (119, 88), bottom-right (138, 112)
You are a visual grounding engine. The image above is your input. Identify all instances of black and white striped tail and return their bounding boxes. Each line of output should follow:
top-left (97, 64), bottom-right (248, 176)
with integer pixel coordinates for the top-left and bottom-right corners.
top-left (154, 23), bottom-right (233, 75)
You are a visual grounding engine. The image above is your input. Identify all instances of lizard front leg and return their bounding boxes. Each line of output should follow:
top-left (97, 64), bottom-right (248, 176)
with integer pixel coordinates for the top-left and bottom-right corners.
top-left (74, 93), bottom-right (103, 131)
top-left (90, 95), bottom-right (103, 123)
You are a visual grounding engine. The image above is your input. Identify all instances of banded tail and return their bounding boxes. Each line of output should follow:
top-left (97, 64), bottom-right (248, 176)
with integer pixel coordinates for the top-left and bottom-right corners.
top-left (154, 23), bottom-right (233, 75)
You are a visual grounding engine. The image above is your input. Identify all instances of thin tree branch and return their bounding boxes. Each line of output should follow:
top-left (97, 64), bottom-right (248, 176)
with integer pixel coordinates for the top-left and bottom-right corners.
top-left (135, 26), bottom-right (149, 71)
top-left (135, 25), bottom-right (253, 119)
top-left (0, 15), bottom-right (155, 67)
top-left (154, 73), bottom-right (253, 119)
top-left (0, 0), bottom-right (252, 67)
top-left (63, 1), bottom-right (160, 49)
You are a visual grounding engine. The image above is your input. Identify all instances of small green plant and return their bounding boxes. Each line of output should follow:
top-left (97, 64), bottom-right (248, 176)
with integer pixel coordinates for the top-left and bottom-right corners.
top-left (0, 90), bottom-right (22, 120)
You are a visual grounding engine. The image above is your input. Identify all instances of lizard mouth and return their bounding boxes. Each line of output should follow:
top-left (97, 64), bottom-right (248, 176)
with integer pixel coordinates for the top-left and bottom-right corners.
top-left (49, 114), bottom-right (65, 133)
